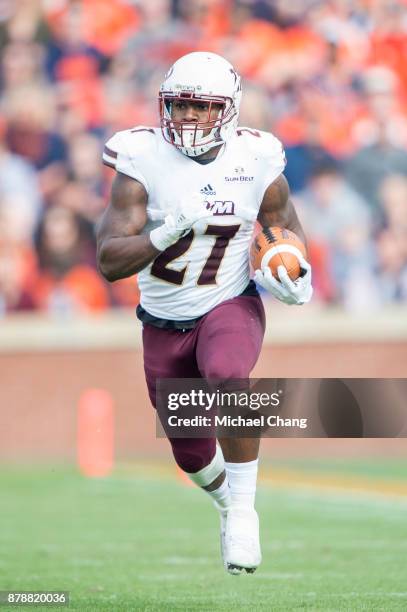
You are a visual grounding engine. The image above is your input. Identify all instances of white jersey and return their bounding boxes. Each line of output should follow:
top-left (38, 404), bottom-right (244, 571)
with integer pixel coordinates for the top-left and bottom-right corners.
top-left (103, 126), bottom-right (286, 319)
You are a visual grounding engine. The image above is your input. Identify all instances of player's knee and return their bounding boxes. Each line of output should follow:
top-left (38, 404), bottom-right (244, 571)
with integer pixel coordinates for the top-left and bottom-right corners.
top-left (170, 438), bottom-right (216, 473)
top-left (203, 355), bottom-right (249, 381)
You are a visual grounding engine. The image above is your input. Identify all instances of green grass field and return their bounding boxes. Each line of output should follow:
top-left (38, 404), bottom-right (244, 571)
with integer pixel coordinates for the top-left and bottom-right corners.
top-left (1, 461), bottom-right (406, 611)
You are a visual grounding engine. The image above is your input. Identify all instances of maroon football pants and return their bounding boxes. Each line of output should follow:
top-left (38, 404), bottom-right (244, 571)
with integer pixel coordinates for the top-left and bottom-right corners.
top-left (142, 294), bottom-right (266, 473)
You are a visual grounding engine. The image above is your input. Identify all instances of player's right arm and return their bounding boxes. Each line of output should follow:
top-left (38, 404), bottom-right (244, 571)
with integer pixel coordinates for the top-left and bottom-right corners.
top-left (96, 172), bottom-right (159, 282)
top-left (97, 171), bottom-right (211, 282)
top-left (98, 128), bottom-right (212, 282)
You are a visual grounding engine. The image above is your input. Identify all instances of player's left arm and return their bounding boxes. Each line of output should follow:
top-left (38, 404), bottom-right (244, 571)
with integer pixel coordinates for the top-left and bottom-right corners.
top-left (255, 174), bottom-right (313, 305)
top-left (257, 174), bottom-right (306, 245)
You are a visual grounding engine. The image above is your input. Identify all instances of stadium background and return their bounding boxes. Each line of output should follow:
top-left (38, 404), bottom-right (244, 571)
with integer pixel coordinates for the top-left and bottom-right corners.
top-left (0, 1), bottom-right (406, 610)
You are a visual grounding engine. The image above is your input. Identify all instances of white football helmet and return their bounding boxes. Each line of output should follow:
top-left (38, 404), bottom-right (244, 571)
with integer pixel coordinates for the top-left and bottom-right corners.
top-left (159, 52), bottom-right (242, 157)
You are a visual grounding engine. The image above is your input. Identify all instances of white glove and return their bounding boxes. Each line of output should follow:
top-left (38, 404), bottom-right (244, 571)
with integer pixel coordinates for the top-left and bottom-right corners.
top-left (150, 192), bottom-right (209, 251)
top-left (254, 257), bottom-right (313, 305)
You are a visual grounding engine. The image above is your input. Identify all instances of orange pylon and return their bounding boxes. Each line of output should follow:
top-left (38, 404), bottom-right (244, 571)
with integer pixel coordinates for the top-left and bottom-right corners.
top-left (77, 388), bottom-right (114, 477)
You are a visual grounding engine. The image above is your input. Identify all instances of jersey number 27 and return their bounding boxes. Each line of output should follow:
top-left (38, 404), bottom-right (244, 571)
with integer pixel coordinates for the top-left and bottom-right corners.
top-left (151, 224), bottom-right (241, 285)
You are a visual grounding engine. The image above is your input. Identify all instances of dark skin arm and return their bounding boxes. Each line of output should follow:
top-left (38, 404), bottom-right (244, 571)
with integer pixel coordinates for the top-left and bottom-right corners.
top-left (257, 174), bottom-right (307, 247)
top-left (96, 172), bottom-right (160, 282)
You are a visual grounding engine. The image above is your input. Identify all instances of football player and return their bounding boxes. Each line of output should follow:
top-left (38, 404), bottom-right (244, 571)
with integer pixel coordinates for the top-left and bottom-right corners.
top-left (97, 52), bottom-right (312, 574)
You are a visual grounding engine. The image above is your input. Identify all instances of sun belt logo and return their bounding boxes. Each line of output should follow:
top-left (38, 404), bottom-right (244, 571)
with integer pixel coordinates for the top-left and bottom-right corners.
top-left (205, 200), bottom-right (235, 216)
top-left (200, 184), bottom-right (216, 196)
top-left (225, 175), bottom-right (254, 182)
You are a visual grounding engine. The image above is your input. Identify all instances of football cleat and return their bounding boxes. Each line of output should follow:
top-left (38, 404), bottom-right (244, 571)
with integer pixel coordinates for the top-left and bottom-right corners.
top-left (223, 506), bottom-right (261, 575)
top-left (219, 509), bottom-right (243, 575)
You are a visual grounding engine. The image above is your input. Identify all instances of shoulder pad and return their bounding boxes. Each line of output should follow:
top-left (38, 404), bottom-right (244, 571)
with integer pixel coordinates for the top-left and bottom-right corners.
top-left (236, 127), bottom-right (287, 195)
top-left (236, 127), bottom-right (286, 164)
top-left (102, 127), bottom-right (158, 192)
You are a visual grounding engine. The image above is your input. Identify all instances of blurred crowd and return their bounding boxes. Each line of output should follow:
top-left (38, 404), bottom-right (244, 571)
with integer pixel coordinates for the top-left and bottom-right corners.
top-left (1, 0), bottom-right (407, 316)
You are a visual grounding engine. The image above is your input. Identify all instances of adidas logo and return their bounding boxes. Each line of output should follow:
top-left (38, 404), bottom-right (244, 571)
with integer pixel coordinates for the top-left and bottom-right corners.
top-left (200, 184), bottom-right (216, 196)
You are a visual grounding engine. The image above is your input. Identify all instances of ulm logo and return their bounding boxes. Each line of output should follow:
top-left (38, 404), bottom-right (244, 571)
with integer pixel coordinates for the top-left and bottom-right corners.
top-left (205, 200), bottom-right (235, 216)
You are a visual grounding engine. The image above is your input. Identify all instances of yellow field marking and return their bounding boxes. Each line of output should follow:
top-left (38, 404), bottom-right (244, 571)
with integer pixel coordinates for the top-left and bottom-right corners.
top-left (258, 468), bottom-right (407, 499)
top-left (117, 462), bottom-right (407, 499)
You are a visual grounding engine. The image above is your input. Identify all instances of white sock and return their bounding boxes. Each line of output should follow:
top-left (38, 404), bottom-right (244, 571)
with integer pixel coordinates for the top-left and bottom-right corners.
top-left (205, 476), bottom-right (231, 514)
top-left (225, 459), bottom-right (258, 509)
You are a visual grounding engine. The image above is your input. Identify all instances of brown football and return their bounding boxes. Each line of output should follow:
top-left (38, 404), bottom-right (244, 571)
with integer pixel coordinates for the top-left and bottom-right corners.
top-left (250, 226), bottom-right (307, 281)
